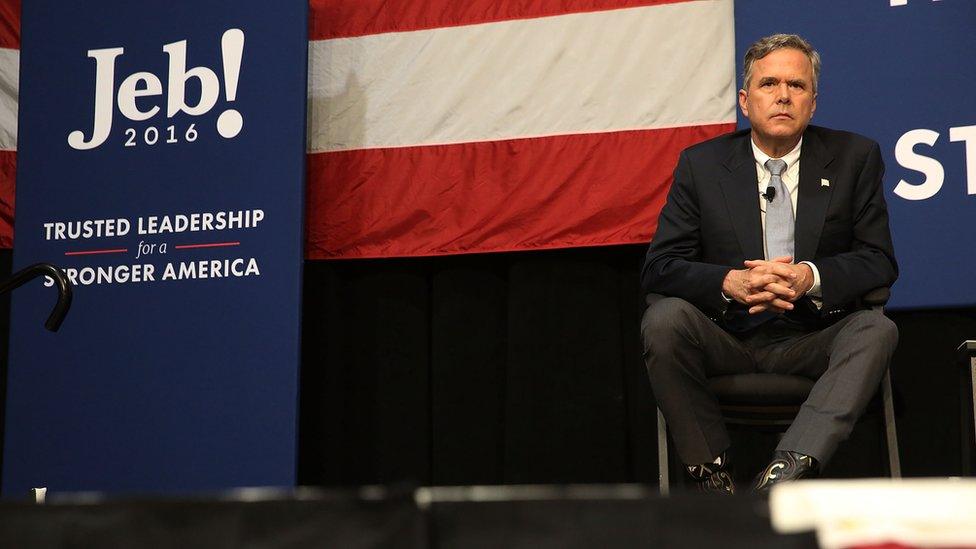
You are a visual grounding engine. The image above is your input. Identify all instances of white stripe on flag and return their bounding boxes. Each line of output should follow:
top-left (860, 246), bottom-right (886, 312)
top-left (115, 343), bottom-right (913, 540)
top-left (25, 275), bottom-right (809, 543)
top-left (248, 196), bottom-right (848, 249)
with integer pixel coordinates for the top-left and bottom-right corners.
top-left (0, 47), bottom-right (18, 151)
top-left (307, 0), bottom-right (735, 153)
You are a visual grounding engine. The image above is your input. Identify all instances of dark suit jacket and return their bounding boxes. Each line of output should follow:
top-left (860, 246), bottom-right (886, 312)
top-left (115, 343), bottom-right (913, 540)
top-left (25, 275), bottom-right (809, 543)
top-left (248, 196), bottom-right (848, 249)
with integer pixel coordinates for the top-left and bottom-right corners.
top-left (640, 125), bottom-right (897, 330)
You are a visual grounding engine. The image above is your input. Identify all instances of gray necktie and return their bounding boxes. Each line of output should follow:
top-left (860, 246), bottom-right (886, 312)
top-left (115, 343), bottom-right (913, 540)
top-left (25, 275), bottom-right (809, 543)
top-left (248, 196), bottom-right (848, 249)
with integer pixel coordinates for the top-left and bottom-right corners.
top-left (764, 158), bottom-right (793, 260)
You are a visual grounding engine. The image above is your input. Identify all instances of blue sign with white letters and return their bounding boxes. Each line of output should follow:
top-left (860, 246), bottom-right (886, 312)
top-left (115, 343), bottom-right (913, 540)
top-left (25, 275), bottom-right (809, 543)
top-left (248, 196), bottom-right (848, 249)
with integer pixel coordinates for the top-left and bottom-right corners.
top-left (3, 0), bottom-right (307, 494)
top-left (735, 0), bottom-right (976, 309)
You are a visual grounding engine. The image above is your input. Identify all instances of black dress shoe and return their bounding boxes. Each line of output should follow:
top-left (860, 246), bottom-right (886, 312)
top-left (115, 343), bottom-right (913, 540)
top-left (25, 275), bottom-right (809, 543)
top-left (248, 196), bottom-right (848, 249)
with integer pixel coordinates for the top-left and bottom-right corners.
top-left (752, 450), bottom-right (818, 492)
top-left (685, 452), bottom-right (735, 495)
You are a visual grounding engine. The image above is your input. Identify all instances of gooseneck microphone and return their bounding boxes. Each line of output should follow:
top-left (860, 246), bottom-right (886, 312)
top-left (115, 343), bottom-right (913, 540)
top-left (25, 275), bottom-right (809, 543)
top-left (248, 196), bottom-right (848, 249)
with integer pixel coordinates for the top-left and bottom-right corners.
top-left (761, 186), bottom-right (776, 202)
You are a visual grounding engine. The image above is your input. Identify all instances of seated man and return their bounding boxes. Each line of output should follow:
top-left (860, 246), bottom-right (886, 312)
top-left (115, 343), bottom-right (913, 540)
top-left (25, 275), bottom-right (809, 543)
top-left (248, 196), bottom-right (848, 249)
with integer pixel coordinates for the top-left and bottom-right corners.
top-left (640, 34), bottom-right (898, 494)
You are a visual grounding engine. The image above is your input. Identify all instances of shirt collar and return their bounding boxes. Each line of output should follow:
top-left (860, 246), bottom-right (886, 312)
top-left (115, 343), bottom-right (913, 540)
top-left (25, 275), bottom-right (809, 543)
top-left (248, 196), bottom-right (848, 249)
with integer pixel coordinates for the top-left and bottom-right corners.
top-left (751, 137), bottom-right (803, 173)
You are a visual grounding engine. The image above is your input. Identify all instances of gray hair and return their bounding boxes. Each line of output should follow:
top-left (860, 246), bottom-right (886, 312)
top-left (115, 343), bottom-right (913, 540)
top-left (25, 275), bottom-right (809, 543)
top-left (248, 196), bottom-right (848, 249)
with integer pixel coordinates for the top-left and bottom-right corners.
top-left (742, 34), bottom-right (821, 94)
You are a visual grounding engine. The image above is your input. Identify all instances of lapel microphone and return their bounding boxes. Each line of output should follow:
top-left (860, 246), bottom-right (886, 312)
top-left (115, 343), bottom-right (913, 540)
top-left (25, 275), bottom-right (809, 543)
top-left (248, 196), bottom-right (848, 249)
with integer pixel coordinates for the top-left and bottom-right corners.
top-left (762, 186), bottom-right (776, 202)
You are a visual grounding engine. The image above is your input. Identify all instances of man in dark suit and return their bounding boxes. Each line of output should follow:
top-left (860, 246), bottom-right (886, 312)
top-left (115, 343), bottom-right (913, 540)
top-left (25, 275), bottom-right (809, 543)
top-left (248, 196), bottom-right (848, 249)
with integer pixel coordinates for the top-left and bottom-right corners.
top-left (640, 34), bottom-right (898, 494)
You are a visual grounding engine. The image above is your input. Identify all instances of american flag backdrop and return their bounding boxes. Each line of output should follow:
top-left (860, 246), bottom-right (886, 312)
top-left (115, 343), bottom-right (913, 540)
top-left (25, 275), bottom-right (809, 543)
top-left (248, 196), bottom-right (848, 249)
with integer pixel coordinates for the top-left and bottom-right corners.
top-left (0, 0), bottom-right (736, 257)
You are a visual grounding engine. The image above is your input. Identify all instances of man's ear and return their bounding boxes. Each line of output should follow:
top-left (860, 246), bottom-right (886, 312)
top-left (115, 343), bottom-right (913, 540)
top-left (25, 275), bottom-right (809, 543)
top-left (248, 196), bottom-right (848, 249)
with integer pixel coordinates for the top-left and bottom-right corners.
top-left (737, 89), bottom-right (749, 117)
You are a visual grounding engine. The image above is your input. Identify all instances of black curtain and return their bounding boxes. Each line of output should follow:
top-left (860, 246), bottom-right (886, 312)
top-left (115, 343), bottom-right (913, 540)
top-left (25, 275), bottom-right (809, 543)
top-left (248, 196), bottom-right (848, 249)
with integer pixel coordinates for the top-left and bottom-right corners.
top-left (299, 245), bottom-right (656, 486)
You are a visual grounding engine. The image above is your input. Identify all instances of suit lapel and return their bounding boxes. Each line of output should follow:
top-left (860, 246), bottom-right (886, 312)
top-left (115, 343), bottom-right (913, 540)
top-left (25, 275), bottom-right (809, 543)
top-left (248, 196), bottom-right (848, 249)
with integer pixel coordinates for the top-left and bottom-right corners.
top-left (720, 135), bottom-right (764, 261)
top-left (794, 130), bottom-right (834, 261)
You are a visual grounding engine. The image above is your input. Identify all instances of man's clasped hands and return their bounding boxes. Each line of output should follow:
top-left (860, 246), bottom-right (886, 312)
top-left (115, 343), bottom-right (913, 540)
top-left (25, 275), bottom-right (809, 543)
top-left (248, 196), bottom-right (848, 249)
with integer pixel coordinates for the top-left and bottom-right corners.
top-left (722, 256), bottom-right (814, 315)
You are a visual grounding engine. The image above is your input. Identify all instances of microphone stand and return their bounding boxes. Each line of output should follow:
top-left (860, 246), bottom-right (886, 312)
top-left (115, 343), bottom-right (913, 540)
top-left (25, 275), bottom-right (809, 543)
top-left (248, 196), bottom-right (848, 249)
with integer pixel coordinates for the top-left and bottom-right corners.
top-left (0, 263), bottom-right (73, 331)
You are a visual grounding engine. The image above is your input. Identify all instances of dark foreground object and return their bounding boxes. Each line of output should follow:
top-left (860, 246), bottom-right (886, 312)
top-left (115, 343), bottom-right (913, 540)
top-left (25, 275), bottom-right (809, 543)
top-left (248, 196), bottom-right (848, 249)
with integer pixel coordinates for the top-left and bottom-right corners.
top-left (0, 485), bottom-right (816, 549)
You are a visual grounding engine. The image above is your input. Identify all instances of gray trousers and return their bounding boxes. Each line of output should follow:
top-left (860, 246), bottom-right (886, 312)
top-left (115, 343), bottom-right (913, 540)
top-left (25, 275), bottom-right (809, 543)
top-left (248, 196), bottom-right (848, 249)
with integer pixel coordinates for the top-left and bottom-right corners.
top-left (641, 296), bottom-right (898, 466)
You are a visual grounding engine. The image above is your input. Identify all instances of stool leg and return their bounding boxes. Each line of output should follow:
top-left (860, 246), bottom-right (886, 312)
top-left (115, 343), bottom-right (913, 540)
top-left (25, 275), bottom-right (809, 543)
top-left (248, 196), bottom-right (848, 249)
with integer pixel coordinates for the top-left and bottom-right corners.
top-left (882, 370), bottom-right (901, 478)
top-left (970, 357), bottom-right (976, 475)
top-left (657, 408), bottom-right (670, 496)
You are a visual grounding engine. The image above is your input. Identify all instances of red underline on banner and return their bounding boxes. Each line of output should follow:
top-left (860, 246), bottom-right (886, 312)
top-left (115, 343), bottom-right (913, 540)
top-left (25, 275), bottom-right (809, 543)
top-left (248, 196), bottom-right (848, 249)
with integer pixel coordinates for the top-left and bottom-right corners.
top-left (64, 248), bottom-right (128, 256)
top-left (174, 242), bottom-right (241, 250)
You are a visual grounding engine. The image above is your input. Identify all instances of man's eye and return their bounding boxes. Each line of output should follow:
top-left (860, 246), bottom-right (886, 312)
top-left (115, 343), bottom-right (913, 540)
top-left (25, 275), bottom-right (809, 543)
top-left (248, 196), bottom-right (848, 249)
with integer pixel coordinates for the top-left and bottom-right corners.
top-left (790, 82), bottom-right (805, 89)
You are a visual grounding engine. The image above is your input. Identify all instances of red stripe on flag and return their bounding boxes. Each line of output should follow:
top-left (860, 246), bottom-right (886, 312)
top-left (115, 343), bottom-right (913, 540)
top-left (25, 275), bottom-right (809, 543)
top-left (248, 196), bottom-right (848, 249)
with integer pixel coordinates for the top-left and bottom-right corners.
top-left (309, 0), bottom-right (697, 40)
top-left (0, 1), bottom-right (698, 44)
top-left (0, 0), bottom-right (18, 49)
top-left (0, 149), bottom-right (14, 248)
top-left (305, 124), bottom-right (735, 259)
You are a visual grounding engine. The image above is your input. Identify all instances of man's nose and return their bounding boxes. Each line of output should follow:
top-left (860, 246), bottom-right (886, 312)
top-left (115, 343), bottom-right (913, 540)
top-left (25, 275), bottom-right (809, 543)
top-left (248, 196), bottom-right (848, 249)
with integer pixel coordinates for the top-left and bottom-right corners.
top-left (776, 83), bottom-right (791, 103)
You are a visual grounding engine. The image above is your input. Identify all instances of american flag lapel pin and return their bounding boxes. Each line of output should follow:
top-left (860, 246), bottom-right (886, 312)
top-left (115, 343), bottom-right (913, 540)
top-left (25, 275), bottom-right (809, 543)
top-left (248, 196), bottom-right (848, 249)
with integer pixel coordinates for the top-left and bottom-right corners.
top-left (821, 178), bottom-right (830, 187)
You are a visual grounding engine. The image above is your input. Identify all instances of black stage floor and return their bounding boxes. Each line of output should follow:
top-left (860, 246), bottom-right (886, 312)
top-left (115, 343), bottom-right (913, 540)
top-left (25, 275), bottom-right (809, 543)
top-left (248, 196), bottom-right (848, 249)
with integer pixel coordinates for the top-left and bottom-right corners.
top-left (0, 485), bottom-right (817, 548)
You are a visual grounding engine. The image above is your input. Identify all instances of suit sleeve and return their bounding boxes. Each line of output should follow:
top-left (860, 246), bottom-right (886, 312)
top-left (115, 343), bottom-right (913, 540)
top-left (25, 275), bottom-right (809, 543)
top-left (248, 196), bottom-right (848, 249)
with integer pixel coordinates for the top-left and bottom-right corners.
top-left (640, 151), bottom-right (732, 315)
top-left (812, 142), bottom-right (898, 309)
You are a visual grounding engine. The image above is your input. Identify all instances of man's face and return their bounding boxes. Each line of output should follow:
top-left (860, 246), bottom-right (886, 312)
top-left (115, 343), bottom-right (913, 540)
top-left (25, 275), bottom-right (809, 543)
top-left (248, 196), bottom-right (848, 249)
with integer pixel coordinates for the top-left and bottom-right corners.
top-left (738, 48), bottom-right (817, 147)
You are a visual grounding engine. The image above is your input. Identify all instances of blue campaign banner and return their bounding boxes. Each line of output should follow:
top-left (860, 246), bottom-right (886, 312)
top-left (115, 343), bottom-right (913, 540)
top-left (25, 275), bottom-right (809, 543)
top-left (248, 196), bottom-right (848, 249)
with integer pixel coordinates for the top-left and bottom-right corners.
top-left (3, 1), bottom-right (307, 495)
top-left (735, 0), bottom-right (976, 309)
